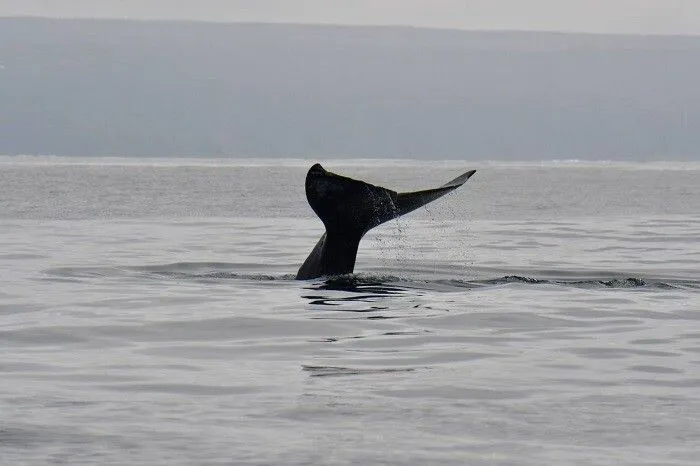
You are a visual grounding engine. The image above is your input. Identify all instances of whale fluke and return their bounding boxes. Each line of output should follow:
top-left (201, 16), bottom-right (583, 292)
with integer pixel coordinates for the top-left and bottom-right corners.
top-left (295, 164), bottom-right (476, 280)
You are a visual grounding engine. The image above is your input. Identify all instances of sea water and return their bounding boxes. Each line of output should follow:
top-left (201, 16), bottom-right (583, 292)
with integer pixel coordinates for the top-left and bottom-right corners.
top-left (1, 157), bottom-right (699, 465)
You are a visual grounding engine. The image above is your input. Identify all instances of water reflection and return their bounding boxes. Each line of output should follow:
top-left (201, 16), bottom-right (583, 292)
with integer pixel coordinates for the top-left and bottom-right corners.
top-left (302, 365), bottom-right (416, 377)
top-left (301, 275), bottom-right (413, 314)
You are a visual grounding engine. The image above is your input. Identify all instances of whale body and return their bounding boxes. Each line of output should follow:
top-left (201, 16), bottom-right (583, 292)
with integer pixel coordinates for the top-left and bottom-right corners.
top-left (296, 164), bottom-right (476, 280)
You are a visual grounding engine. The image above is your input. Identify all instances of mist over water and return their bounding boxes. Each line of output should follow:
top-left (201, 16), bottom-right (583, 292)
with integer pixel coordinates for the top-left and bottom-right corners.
top-left (1, 158), bottom-right (699, 465)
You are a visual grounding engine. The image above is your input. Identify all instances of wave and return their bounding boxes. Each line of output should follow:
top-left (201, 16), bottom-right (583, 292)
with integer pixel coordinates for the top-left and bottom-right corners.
top-left (42, 262), bottom-right (700, 292)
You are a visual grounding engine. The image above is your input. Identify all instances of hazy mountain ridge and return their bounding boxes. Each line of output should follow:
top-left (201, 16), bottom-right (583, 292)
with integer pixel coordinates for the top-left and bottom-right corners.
top-left (1, 17), bottom-right (698, 159)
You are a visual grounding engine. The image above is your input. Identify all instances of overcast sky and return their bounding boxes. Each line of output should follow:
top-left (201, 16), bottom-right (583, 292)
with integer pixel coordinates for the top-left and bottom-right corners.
top-left (2, 0), bottom-right (699, 35)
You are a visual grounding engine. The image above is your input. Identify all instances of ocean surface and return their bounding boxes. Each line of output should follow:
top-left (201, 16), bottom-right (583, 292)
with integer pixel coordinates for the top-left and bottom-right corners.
top-left (1, 157), bottom-right (699, 465)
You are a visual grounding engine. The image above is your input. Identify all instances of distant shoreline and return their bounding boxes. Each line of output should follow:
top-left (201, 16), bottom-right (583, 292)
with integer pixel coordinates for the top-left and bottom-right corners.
top-left (3, 15), bottom-right (700, 39)
top-left (2, 18), bottom-right (699, 161)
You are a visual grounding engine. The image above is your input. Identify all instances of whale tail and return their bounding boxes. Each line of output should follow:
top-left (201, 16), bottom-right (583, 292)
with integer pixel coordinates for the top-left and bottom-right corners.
top-left (295, 164), bottom-right (476, 280)
top-left (395, 169), bottom-right (476, 219)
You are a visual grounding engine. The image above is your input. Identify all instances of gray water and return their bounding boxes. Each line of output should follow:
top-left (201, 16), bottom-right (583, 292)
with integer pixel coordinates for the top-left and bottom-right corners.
top-left (1, 157), bottom-right (699, 465)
